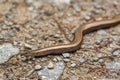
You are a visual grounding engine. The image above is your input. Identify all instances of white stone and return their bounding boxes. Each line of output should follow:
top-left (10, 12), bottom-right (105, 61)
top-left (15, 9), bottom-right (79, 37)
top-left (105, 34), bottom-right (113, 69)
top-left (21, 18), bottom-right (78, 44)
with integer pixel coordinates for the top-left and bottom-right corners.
top-left (48, 61), bottom-right (54, 69)
top-left (0, 43), bottom-right (19, 63)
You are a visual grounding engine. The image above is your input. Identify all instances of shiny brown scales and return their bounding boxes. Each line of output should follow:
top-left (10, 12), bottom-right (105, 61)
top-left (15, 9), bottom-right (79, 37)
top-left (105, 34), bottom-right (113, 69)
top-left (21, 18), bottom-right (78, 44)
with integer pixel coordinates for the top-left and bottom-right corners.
top-left (23, 16), bottom-right (120, 57)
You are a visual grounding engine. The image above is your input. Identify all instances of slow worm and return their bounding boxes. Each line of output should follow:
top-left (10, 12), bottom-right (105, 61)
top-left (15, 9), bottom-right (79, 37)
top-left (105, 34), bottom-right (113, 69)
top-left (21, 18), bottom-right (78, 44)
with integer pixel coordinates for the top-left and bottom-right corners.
top-left (25, 16), bottom-right (120, 57)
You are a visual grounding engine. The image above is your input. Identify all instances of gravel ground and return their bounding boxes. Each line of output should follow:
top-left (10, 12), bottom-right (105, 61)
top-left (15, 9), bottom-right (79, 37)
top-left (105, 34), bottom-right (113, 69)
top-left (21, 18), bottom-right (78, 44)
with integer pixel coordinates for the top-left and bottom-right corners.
top-left (0, 0), bottom-right (120, 80)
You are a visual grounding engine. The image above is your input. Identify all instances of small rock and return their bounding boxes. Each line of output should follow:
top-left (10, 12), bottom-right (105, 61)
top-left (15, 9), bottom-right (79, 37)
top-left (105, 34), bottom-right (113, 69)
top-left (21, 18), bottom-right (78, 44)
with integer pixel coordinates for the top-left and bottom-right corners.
top-left (97, 53), bottom-right (103, 58)
top-left (113, 1), bottom-right (118, 6)
top-left (97, 29), bottom-right (107, 35)
top-left (13, 41), bottom-right (18, 46)
top-left (53, 58), bottom-right (58, 62)
top-left (67, 17), bottom-right (74, 22)
top-left (31, 30), bottom-right (38, 36)
top-left (95, 39), bottom-right (101, 45)
top-left (0, 43), bottom-right (19, 63)
top-left (107, 47), bottom-right (113, 51)
top-left (27, 61), bottom-right (32, 64)
top-left (63, 58), bottom-right (70, 62)
top-left (31, 45), bottom-right (38, 50)
top-left (38, 62), bottom-right (64, 80)
top-left (73, 4), bottom-right (81, 12)
top-left (105, 62), bottom-right (120, 69)
top-left (34, 65), bottom-right (42, 70)
top-left (98, 59), bottom-right (104, 63)
top-left (53, 34), bottom-right (60, 38)
top-left (56, 57), bottom-right (63, 61)
top-left (48, 61), bottom-right (54, 69)
top-left (64, 40), bottom-right (70, 44)
top-left (26, 0), bottom-right (34, 3)
top-left (84, 15), bottom-right (91, 20)
top-left (28, 6), bottom-right (34, 11)
top-left (39, 9), bottom-right (45, 14)
top-left (0, 34), bottom-right (3, 40)
top-left (71, 63), bottom-right (76, 67)
top-left (62, 53), bottom-right (70, 58)
top-left (9, 32), bottom-right (14, 37)
top-left (24, 43), bottom-right (32, 49)
top-left (57, 3), bottom-right (66, 11)
top-left (94, 9), bottom-right (103, 14)
top-left (94, 35), bottom-right (108, 45)
top-left (111, 35), bottom-right (120, 41)
top-left (21, 56), bottom-right (27, 61)
top-left (93, 57), bottom-right (99, 61)
top-left (94, 3), bottom-right (102, 9)
top-left (95, 17), bottom-right (103, 21)
top-left (86, 12), bottom-right (92, 16)
top-left (109, 44), bottom-right (114, 48)
top-left (113, 50), bottom-right (120, 56)
top-left (1, 31), bottom-right (8, 37)
top-left (31, 13), bottom-right (38, 19)
top-left (66, 12), bottom-right (72, 17)
top-left (53, 0), bottom-right (71, 5)
top-left (33, 1), bottom-right (42, 8)
top-left (26, 68), bottom-right (35, 77)
top-left (79, 57), bottom-right (85, 63)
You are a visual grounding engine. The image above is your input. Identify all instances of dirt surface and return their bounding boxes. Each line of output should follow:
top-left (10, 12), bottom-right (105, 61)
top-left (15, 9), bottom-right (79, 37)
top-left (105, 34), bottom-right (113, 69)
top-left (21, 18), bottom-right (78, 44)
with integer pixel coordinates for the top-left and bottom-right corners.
top-left (0, 0), bottom-right (120, 80)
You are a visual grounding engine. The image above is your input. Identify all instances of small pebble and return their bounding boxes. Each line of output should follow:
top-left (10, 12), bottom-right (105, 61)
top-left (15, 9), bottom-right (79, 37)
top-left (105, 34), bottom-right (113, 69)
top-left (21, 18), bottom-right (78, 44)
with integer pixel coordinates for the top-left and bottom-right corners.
top-left (95, 39), bottom-right (101, 45)
top-left (13, 41), bottom-right (18, 46)
top-left (34, 65), bottom-right (42, 70)
top-left (64, 40), bottom-right (70, 44)
top-left (56, 57), bottom-right (63, 61)
top-left (105, 62), bottom-right (120, 69)
top-left (21, 56), bottom-right (27, 62)
top-left (79, 57), bottom-right (85, 63)
top-left (31, 30), bottom-right (38, 36)
top-left (86, 12), bottom-right (92, 16)
top-left (66, 12), bottom-right (71, 17)
top-left (113, 1), bottom-right (118, 6)
top-left (109, 44), bottom-right (114, 48)
top-left (31, 13), bottom-right (38, 19)
top-left (93, 57), bottom-right (99, 61)
top-left (53, 34), bottom-right (60, 38)
top-left (63, 58), bottom-right (70, 62)
top-left (31, 45), bottom-right (38, 50)
top-left (107, 47), bottom-right (113, 51)
top-left (62, 53), bottom-right (70, 58)
top-left (98, 59), bottom-right (104, 63)
top-left (33, 1), bottom-right (42, 8)
top-left (97, 29), bottom-right (107, 35)
top-left (71, 63), bottom-right (76, 67)
top-left (111, 35), bottom-right (119, 41)
top-left (67, 17), bottom-right (74, 22)
top-left (53, 58), bottom-right (58, 62)
top-left (24, 43), bottom-right (32, 49)
top-left (28, 6), bottom-right (34, 11)
top-left (94, 3), bottom-right (102, 9)
top-left (39, 9), bottom-right (45, 14)
top-left (26, 68), bottom-right (35, 77)
top-left (27, 61), bottom-right (32, 64)
top-left (95, 17), bottom-right (103, 21)
top-left (38, 62), bottom-right (65, 80)
top-left (113, 50), bottom-right (120, 56)
top-left (94, 9), bottom-right (103, 14)
top-left (1, 31), bottom-right (8, 37)
top-left (48, 61), bottom-right (54, 69)
top-left (26, 0), bottom-right (34, 3)
top-left (73, 4), bottom-right (81, 12)
top-left (97, 53), bottom-right (103, 58)
top-left (84, 15), bottom-right (91, 20)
